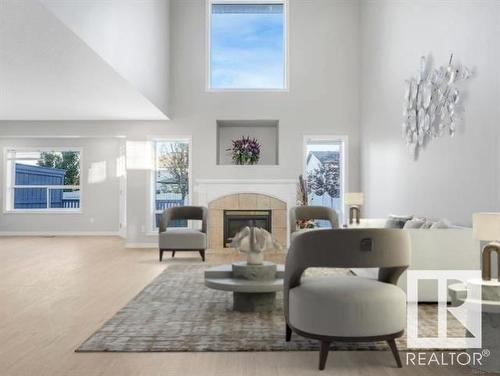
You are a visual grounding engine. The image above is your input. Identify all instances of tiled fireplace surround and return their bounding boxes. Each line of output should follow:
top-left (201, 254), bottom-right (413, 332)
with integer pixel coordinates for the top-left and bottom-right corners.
top-left (195, 179), bottom-right (297, 250)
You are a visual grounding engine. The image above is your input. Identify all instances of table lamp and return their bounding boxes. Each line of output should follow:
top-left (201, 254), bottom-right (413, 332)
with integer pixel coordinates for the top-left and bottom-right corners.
top-left (345, 192), bottom-right (364, 225)
top-left (473, 212), bottom-right (500, 281)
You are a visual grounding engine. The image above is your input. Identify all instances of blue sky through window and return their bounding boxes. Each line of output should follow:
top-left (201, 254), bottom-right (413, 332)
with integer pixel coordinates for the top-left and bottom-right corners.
top-left (210, 3), bottom-right (285, 89)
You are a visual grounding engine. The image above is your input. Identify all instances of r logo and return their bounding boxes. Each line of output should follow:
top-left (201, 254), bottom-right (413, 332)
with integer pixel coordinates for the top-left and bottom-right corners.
top-left (406, 270), bottom-right (482, 349)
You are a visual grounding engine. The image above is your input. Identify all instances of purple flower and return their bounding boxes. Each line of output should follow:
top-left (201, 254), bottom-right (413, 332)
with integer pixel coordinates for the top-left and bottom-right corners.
top-left (227, 136), bottom-right (261, 165)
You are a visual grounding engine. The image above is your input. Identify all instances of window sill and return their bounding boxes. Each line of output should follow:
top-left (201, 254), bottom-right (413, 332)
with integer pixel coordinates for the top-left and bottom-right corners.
top-left (206, 88), bottom-right (289, 93)
top-left (149, 228), bottom-right (190, 236)
top-left (216, 164), bottom-right (280, 167)
top-left (3, 209), bottom-right (83, 214)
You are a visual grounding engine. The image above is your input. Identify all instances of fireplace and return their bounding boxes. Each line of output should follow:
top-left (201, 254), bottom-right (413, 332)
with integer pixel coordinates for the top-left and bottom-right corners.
top-left (223, 210), bottom-right (272, 248)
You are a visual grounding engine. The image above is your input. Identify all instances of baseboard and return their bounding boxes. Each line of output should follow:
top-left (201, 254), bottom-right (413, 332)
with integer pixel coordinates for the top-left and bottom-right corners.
top-left (0, 231), bottom-right (120, 237)
top-left (125, 242), bottom-right (157, 249)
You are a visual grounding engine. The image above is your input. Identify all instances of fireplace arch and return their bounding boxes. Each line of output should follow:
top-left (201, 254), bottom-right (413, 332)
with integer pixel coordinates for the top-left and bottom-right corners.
top-left (207, 193), bottom-right (287, 250)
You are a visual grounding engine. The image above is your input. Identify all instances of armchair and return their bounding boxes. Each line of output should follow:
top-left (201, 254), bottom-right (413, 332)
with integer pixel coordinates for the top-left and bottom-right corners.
top-left (284, 228), bottom-right (410, 370)
top-left (289, 206), bottom-right (339, 240)
top-left (159, 206), bottom-right (208, 262)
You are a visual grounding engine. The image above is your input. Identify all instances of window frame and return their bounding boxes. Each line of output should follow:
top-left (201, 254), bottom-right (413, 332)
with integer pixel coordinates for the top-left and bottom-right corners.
top-left (3, 146), bottom-right (83, 214)
top-left (302, 135), bottom-right (348, 224)
top-left (150, 137), bottom-right (193, 232)
top-left (205, 0), bottom-right (290, 92)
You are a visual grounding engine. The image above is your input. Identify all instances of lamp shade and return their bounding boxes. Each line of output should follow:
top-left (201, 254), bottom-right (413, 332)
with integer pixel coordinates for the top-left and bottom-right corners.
top-left (473, 213), bottom-right (500, 241)
top-left (345, 192), bottom-right (364, 206)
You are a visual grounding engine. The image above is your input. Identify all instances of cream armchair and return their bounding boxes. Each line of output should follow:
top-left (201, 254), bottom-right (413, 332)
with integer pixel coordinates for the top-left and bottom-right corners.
top-left (159, 206), bottom-right (208, 262)
top-left (289, 206), bottom-right (339, 241)
top-left (284, 228), bottom-right (410, 370)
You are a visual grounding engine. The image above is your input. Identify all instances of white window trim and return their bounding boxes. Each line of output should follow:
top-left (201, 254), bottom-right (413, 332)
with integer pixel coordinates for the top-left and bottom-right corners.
top-left (302, 135), bottom-right (348, 225)
top-left (3, 147), bottom-right (83, 214)
top-left (205, 0), bottom-right (290, 92)
top-left (149, 137), bottom-right (193, 233)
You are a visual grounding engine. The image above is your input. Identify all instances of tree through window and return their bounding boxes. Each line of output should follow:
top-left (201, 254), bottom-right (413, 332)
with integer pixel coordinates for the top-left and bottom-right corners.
top-left (153, 140), bottom-right (191, 228)
top-left (304, 138), bottom-right (345, 225)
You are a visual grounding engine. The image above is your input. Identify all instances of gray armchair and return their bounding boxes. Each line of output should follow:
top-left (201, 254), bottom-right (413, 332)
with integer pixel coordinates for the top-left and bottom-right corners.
top-left (289, 206), bottom-right (339, 239)
top-left (159, 206), bottom-right (208, 262)
top-left (284, 228), bottom-right (410, 370)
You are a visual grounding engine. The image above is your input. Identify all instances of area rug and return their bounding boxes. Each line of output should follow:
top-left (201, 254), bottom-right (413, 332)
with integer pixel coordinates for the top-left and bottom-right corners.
top-left (77, 264), bottom-right (465, 352)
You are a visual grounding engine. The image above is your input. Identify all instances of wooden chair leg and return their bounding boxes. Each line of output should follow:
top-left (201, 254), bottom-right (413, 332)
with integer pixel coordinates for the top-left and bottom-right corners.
top-left (319, 341), bottom-right (330, 370)
top-left (387, 339), bottom-right (402, 368)
top-left (199, 250), bottom-right (205, 262)
top-left (172, 250), bottom-right (176, 258)
top-left (285, 324), bottom-right (292, 342)
top-left (159, 249), bottom-right (163, 262)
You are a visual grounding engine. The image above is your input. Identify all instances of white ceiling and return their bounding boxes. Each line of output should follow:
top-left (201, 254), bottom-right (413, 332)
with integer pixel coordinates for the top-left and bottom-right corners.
top-left (39, 0), bottom-right (171, 117)
top-left (0, 0), bottom-right (167, 120)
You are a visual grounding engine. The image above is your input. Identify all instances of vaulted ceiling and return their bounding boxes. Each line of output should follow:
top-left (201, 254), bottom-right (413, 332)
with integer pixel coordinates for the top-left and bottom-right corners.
top-left (0, 0), bottom-right (169, 120)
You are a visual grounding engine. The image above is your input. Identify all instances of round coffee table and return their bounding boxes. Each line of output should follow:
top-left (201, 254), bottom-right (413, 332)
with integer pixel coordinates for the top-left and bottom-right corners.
top-left (204, 261), bottom-right (284, 312)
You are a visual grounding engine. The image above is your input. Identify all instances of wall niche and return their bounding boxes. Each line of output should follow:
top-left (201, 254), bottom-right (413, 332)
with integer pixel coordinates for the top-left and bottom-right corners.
top-left (216, 120), bottom-right (279, 166)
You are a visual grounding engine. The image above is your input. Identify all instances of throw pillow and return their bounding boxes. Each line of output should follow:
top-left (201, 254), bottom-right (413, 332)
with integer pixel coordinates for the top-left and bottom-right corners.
top-left (403, 218), bottom-right (426, 229)
top-left (430, 219), bottom-right (451, 229)
top-left (386, 214), bottom-right (413, 229)
top-left (420, 219), bottom-right (434, 229)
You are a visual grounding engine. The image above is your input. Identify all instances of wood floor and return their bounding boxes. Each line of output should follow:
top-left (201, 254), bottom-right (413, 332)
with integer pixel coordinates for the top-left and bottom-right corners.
top-left (0, 236), bottom-right (473, 376)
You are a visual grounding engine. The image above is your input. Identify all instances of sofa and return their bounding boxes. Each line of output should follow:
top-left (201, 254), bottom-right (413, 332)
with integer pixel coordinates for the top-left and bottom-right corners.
top-left (350, 218), bottom-right (480, 302)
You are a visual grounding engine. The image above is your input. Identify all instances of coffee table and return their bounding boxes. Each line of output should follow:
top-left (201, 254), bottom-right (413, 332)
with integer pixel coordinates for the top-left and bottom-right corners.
top-left (449, 280), bottom-right (500, 373)
top-left (204, 261), bottom-right (284, 312)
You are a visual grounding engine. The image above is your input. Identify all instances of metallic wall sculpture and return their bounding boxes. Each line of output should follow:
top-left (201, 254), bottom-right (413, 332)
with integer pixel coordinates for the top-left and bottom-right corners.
top-left (402, 54), bottom-right (472, 159)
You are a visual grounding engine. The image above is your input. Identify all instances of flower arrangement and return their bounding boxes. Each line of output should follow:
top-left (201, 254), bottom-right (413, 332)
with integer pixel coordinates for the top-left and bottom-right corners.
top-left (297, 219), bottom-right (316, 229)
top-left (228, 136), bottom-right (261, 165)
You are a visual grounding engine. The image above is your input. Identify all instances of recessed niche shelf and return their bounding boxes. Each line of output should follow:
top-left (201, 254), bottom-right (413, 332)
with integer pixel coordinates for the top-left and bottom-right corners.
top-left (216, 120), bottom-right (279, 166)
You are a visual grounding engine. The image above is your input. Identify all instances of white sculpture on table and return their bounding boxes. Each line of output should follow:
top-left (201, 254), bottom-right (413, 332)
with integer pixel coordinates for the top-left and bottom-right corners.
top-left (230, 226), bottom-right (281, 265)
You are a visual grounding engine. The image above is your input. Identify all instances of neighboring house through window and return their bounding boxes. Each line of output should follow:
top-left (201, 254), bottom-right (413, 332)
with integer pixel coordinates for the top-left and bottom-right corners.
top-left (152, 139), bottom-right (191, 230)
top-left (4, 148), bottom-right (81, 212)
top-left (208, 0), bottom-right (288, 90)
top-left (304, 136), bottom-right (347, 225)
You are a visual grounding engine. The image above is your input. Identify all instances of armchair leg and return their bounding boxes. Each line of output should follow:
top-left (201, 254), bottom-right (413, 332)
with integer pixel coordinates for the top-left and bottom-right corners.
top-left (319, 341), bottom-right (330, 370)
top-left (159, 249), bottom-right (164, 262)
top-left (387, 339), bottom-right (402, 368)
top-left (172, 250), bottom-right (176, 258)
top-left (199, 250), bottom-right (205, 262)
top-left (285, 324), bottom-right (292, 342)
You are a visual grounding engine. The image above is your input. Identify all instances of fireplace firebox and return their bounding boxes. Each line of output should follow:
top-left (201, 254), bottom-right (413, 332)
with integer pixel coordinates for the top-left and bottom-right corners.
top-left (223, 210), bottom-right (272, 248)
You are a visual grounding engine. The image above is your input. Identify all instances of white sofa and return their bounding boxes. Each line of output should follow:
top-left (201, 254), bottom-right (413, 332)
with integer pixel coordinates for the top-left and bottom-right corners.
top-left (350, 219), bottom-right (480, 302)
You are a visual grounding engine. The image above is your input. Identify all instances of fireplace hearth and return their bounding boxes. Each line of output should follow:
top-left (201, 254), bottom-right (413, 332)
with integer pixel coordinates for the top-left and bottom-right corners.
top-left (223, 210), bottom-right (272, 248)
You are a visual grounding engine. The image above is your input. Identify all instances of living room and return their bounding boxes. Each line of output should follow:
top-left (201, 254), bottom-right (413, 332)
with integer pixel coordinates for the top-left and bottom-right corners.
top-left (1, 0), bottom-right (499, 375)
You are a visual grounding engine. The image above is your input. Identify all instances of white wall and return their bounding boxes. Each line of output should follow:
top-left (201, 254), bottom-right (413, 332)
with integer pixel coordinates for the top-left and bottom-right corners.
top-left (360, 0), bottom-right (500, 226)
top-left (3, 0), bottom-right (499, 239)
top-left (170, 0), bottom-right (361, 184)
top-left (0, 135), bottom-right (122, 233)
top-left (40, 0), bottom-right (171, 117)
top-left (0, 0), bottom-right (361, 243)
top-left (127, 0), bottom-right (362, 244)
top-left (0, 0), bottom-right (167, 120)
top-left (0, 121), bottom-right (177, 240)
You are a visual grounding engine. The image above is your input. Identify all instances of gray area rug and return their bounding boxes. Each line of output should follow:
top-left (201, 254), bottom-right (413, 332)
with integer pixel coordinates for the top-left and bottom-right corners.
top-left (77, 264), bottom-right (464, 352)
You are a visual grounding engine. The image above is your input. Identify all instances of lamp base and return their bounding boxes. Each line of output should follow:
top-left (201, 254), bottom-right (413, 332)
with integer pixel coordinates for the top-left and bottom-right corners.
top-left (349, 206), bottom-right (361, 225)
top-left (482, 242), bottom-right (500, 281)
